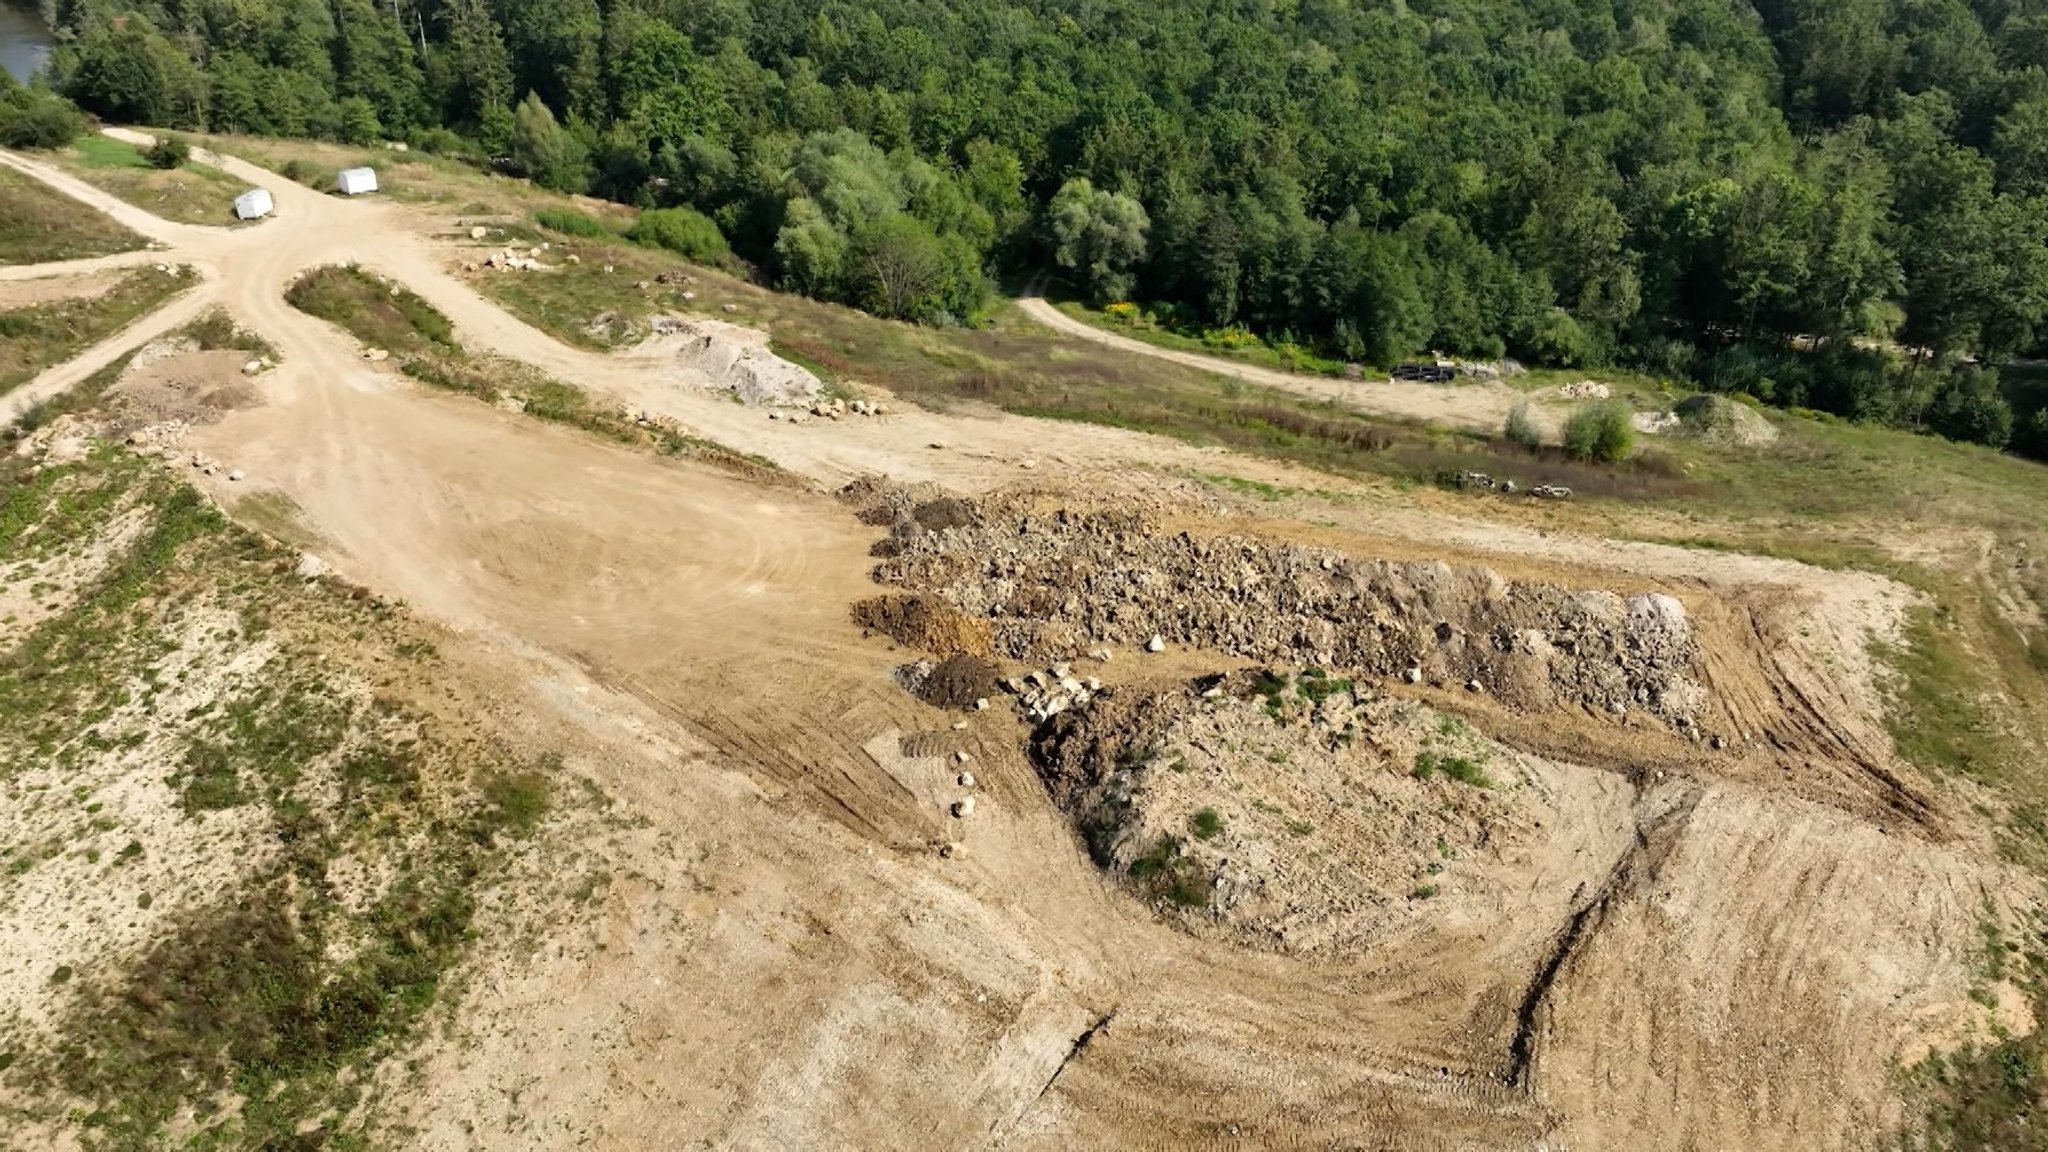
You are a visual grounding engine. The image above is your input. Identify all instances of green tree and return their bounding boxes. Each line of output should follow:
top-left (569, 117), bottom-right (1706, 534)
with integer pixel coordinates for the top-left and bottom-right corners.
top-left (848, 214), bottom-right (949, 320)
top-left (1925, 364), bottom-right (2015, 448)
top-left (64, 22), bottom-right (206, 128)
top-left (1048, 177), bottom-right (1150, 304)
top-left (510, 92), bottom-right (588, 193)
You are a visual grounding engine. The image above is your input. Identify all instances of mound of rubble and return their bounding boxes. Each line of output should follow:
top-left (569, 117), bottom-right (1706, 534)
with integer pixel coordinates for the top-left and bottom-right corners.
top-left (1673, 393), bottom-right (1779, 447)
top-left (1026, 670), bottom-right (1632, 955)
top-left (654, 315), bottom-right (822, 407)
top-left (858, 492), bottom-right (1709, 729)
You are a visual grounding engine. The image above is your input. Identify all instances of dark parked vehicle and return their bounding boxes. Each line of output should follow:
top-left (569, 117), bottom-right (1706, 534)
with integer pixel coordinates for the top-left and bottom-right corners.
top-left (1393, 363), bottom-right (1457, 383)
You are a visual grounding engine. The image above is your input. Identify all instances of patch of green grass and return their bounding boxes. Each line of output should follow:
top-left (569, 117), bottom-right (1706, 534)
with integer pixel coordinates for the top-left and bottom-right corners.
top-left (1409, 884), bottom-right (1440, 900)
top-left (1205, 473), bottom-right (1295, 501)
top-left (0, 167), bottom-right (147, 265)
top-left (1296, 668), bottom-right (1354, 705)
top-left (534, 207), bottom-right (613, 238)
top-left (174, 307), bottom-right (280, 361)
top-left (1413, 751), bottom-right (1491, 788)
top-left (476, 769), bottom-right (550, 840)
top-left (70, 135), bottom-right (150, 169)
top-left (0, 266), bottom-right (194, 397)
top-left (286, 264), bottom-right (454, 352)
top-left (1878, 608), bottom-right (2004, 783)
top-left (1189, 807), bottom-right (1224, 840)
top-left (1905, 935), bottom-right (2048, 1152)
top-left (1127, 834), bottom-right (1212, 909)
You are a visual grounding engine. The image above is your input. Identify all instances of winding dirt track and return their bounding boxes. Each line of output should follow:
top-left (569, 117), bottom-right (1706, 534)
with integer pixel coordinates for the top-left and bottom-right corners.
top-left (0, 132), bottom-right (2029, 1151)
top-left (1012, 294), bottom-right (1551, 435)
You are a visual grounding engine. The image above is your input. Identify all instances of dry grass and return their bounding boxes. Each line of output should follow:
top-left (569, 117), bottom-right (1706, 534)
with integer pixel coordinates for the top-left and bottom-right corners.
top-left (0, 166), bottom-right (147, 266)
top-left (0, 265), bottom-right (194, 396)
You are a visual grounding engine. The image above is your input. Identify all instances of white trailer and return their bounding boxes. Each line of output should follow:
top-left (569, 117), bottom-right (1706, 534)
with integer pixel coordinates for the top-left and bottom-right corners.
top-left (232, 188), bottom-right (274, 221)
top-left (336, 167), bottom-right (378, 196)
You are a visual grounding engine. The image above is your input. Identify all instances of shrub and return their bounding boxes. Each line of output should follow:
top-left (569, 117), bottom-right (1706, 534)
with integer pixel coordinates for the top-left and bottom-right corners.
top-left (0, 86), bottom-right (86, 150)
top-left (626, 205), bottom-right (729, 263)
top-left (1562, 399), bottom-right (1635, 463)
top-left (534, 207), bottom-right (610, 238)
top-left (1413, 751), bottom-right (1491, 787)
top-left (1189, 808), bottom-right (1224, 840)
top-left (1504, 402), bottom-right (1542, 450)
top-left (1104, 301), bottom-right (1141, 324)
top-left (145, 134), bottom-right (190, 170)
top-left (1926, 365), bottom-right (2014, 449)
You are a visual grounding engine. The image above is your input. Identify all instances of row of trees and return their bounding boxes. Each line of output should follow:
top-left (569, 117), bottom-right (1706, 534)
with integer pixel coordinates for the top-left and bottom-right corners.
top-left (24, 0), bottom-right (2048, 452)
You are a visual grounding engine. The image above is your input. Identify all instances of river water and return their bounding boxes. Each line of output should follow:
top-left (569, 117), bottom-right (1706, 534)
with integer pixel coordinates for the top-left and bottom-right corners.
top-left (0, 4), bottom-right (53, 84)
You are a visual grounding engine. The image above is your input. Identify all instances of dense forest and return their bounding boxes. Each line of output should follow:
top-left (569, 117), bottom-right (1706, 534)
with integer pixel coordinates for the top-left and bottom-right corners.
top-left (12, 0), bottom-right (2048, 454)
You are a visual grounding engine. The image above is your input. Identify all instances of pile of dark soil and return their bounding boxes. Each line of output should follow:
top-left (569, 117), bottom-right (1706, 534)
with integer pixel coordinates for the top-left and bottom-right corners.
top-left (914, 653), bottom-right (1001, 709)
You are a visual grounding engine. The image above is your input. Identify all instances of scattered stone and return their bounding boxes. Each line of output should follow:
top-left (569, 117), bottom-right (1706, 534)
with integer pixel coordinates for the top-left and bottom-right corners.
top-left (951, 796), bottom-right (976, 819)
top-left (296, 553), bottom-right (326, 579)
top-left (957, 772), bottom-right (976, 788)
top-left (242, 359), bottom-right (263, 375)
top-left (1146, 634), bottom-right (1167, 653)
top-left (364, 348), bottom-right (389, 362)
top-left (723, 303), bottom-right (739, 313)
top-left (227, 469), bottom-right (246, 482)
top-left (952, 720), bottom-right (969, 731)
top-left (974, 698), bottom-right (988, 711)
top-left (939, 841), bottom-right (966, 858)
top-left (1465, 678), bottom-right (1483, 693)
top-left (955, 750), bottom-right (971, 764)
top-left (929, 441), bottom-right (947, 450)
top-left (469, 225), bottom-right (488, 239)
top-left (1402, 666), bottom-right (1423, 685)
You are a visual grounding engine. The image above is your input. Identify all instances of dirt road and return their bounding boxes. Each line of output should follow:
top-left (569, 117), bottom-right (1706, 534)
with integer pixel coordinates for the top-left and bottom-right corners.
top-left (1013, 294), bottom-right (1554, 435)
top-left (1, 132), bottom-right (2025, 1151)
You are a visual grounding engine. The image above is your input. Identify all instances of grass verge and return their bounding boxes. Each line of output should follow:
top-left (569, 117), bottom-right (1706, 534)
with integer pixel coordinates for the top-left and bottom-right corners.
top-left (0, 265), bottom-right (194, 396)
top-left (50, 136), bottom-right (253, 227)
top-left (0, 167), bottom-right (147, 266)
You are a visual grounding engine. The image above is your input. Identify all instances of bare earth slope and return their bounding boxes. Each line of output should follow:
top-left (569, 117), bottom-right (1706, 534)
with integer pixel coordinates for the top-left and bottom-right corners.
top-left (0, 130), bottom-right (2036, 1151)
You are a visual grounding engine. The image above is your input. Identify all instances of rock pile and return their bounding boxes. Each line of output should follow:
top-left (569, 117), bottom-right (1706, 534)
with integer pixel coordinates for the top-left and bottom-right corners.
top-left (862, 494), bottom-right (1709, 728)
top-left (475, 246), bottom-right (549, 272)
top-left (1002, 661), bottom-right (1107, 722)
top-left (657, 316), bottom-right (822, 407)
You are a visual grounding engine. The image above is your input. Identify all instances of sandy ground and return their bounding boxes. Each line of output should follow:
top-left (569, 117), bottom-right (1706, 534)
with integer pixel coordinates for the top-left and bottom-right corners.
top-left (0, 130), bottom-right (2035, 1151)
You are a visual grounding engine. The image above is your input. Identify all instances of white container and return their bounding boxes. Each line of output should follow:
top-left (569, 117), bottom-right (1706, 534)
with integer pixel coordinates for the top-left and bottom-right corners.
top-left (232, 187), bottom-right (274, 220)
top-left (336, 167), bottom-right (378, 196)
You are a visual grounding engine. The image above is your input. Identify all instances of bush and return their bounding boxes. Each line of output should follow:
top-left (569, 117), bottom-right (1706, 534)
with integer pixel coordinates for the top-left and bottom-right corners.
top-left (626, 205), bottom-right (729, 263)
top-left (1563, 399), bottom-right (1635, 463)
top-left (1504, 402), bottom-right (1542, 450)
top-left (145, 134), bottom-right (190, 170)
top-left (1927, 365), bottom-right (2015, 449)
top-left (0, 86), bottom-right (86, 150)
top-left (534, 207), bottom-right (611, 238)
